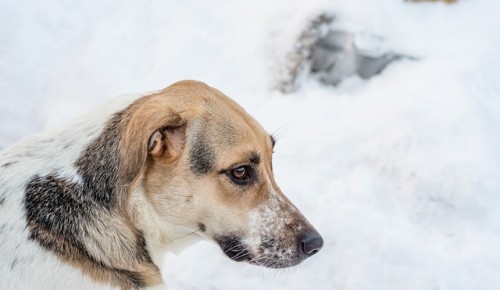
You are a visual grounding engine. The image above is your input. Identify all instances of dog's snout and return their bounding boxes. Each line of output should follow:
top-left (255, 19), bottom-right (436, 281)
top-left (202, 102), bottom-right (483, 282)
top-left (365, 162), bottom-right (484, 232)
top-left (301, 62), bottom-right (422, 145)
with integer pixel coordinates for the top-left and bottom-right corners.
top-left (300, 230), bottom-right (323, 257)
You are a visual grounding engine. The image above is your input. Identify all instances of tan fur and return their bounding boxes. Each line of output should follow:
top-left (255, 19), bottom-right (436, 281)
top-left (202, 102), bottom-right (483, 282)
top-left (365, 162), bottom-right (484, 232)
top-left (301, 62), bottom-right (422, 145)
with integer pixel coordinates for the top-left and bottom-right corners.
top-left (131, 82), bottom-right (315, 263)
top-left (135, 81), bottom-right (274, 225)
top-left (58, 80), bottom-right (320, 287)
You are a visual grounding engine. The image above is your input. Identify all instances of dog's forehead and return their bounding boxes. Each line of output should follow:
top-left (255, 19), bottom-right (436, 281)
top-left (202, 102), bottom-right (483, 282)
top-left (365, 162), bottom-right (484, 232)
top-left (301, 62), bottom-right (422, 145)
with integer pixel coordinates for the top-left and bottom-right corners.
top-left (188, 86), bottom-right (269, 148)
top-left (205, 107), bottom-right (270, 152)
top-left (161, 81), bottom-right (272, 174)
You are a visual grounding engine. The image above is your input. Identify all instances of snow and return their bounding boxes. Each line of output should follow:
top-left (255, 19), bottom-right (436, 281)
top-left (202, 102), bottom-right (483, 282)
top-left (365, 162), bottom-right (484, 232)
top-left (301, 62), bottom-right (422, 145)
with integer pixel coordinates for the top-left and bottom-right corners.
top-left (1, 0), bottom-right (500, 289)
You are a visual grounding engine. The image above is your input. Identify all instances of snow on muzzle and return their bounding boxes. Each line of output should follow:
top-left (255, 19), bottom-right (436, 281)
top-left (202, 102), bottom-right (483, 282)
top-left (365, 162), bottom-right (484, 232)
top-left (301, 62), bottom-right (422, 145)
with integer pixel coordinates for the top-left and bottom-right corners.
top-left (215, 190), bottom-right (323, 268)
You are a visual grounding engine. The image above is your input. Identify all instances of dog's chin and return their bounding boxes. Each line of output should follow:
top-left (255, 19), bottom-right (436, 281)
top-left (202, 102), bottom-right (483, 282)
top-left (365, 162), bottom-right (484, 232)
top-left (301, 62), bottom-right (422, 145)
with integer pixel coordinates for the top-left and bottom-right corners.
top-left (247, 255), bottom-right (304, 269)
top-left (214, 234), bottom-right (252, 262)
top-left (214, 234), bottom-right (306, 268)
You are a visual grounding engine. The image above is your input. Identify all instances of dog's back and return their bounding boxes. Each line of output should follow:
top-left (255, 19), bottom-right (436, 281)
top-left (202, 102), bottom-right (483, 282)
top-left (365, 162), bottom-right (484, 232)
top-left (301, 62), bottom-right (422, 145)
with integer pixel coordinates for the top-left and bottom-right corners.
top-left (0, 96), bottom-right (135, 289)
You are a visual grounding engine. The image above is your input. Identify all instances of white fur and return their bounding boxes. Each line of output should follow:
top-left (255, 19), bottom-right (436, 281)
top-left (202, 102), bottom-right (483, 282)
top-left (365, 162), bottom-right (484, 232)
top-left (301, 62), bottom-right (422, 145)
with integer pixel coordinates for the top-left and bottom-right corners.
top-left (0, 93), bottom-right (168, 290)
top-left (244, 175), bottom-right (303, 267)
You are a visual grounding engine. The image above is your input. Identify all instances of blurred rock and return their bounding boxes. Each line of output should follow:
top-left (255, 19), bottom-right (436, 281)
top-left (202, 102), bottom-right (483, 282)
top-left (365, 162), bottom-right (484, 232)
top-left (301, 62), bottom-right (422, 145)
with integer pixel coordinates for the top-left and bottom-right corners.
top-left (278, 13), bottom-right (334, 93)
top-left (311, 30), bottom-right (409, 86)
top-left (406, 0), bottom-right (457, 3)
top-left (279, 14), bottom-right (413, 93)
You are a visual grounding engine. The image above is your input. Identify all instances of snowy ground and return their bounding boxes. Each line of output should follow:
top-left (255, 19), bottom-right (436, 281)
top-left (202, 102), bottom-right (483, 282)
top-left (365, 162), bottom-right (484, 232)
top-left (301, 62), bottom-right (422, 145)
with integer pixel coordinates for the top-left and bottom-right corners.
top-left (1, 0), bottom-right (500, 289)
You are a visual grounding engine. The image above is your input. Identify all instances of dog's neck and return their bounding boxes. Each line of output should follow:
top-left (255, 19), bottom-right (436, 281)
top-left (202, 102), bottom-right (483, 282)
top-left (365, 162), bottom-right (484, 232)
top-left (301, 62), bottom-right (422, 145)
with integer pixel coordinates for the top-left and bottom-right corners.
top-left (128, 185), bottom-right (203, 268)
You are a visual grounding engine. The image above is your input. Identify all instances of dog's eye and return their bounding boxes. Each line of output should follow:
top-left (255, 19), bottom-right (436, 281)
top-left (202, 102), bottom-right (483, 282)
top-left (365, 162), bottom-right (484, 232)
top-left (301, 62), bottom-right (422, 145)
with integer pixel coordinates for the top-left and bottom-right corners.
top-left (231, 166), bottom-right (249, 180)
top-left (226, 165), bottom-right (253, 185)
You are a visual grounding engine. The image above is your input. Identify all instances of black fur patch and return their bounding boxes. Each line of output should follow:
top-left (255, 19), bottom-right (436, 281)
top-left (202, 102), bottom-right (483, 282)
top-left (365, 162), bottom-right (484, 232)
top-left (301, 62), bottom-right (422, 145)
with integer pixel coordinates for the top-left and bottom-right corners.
top-left (189, 131), bottom-right (216, 175)
top-left (74, 111), bottom-right (125, 209)
top-left (24, 109), bottom-right (156, 289)
top-left (25, 175), bottom-right (90, 235)
top-left (198, 222), bottom-right (206, 232)
top-left (214, 234), bottom-right (251, 262)
top-left (24, 174), bottom-right (152, 288)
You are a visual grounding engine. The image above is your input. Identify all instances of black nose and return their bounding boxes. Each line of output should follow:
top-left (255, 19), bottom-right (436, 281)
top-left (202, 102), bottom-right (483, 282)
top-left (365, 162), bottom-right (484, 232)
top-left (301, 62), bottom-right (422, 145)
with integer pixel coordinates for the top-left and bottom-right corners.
top-left (300, 230), bottom-right (324, 256)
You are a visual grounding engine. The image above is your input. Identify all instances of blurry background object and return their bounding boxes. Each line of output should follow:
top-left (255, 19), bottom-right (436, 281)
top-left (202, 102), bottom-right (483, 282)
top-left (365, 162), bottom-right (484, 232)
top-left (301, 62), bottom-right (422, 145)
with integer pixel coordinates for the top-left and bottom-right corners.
top-left (310, 29), bottom-right (412, 86)
top-left (407, 0), bottom-right (457, 3)
top-left (278, 13), bottom-right (334, 93)
top-left (279, 13), bottom-right (413, 92)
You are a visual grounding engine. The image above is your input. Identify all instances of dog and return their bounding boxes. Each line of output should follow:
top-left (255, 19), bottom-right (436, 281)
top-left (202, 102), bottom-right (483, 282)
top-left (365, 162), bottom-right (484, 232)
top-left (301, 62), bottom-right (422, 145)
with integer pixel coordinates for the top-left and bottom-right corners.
top-left (0, 80), bottom-right (323, 289)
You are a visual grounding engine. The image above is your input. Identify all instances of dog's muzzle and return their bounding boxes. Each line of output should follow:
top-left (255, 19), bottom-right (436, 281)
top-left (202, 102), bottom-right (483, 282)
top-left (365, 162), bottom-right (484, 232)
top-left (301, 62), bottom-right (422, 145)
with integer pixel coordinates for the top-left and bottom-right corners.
top-left (215, 228), bottom-right (323, 268)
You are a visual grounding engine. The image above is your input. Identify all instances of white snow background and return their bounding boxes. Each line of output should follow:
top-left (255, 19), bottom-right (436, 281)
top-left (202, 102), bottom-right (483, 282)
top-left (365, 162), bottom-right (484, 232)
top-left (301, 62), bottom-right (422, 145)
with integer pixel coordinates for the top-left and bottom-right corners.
top-left (1, 0), bottom-right (500, 289)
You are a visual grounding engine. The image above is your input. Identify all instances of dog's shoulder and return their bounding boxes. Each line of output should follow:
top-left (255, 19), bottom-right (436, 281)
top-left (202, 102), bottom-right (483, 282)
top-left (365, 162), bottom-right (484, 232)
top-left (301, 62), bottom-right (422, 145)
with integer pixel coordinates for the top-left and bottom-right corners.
top-left (0, 93), bottom-right (145, 289)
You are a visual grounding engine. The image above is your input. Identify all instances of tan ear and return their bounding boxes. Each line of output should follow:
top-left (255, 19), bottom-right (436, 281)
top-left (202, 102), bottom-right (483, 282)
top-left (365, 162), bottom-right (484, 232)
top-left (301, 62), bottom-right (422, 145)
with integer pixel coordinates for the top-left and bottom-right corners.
top-left (119, 100), bottom-right (187, 187)
top-left (147, 125), bottom-right (186, 159)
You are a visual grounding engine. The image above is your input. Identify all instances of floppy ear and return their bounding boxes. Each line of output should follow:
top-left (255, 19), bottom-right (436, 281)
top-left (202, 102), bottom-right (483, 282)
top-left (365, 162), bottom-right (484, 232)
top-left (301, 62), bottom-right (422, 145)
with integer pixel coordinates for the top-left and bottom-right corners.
top-left (147, 125), bottom-right (186, 159)
top-left (118, 101), bottom-right (187, 187)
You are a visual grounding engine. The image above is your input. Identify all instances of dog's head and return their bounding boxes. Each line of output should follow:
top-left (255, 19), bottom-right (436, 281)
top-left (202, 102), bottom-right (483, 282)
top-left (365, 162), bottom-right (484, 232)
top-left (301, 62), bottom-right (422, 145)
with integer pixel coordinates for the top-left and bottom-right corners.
top-left (122, 80), bottom-right (322, 268)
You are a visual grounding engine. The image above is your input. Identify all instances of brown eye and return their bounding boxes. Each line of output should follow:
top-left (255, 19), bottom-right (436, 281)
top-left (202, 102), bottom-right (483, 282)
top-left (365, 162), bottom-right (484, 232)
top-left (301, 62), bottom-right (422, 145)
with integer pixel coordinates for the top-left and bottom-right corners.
top-left (225, 165), bottom-right (255, 186)
top-left (231, 166), bottom-right (248, 180)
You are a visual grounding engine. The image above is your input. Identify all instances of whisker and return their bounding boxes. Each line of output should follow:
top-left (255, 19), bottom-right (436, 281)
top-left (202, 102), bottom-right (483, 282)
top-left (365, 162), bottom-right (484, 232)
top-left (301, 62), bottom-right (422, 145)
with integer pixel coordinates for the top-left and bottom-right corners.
top-left (166, 200), bottom-right (191, 209)
top-left (249, 254), bottom-right (272, 265)
top-left (232, 250), bottom-right (251, 260)
top-left (225, 242), bottom-right (252, 253)
top-left (170, 229), bottom-right (201, 241)
top-left (271, 124), bottom-right (290, 141)
top-left (168, 193), bottom-right (193, 198)
top-left (223, 243), bottom-right (245, 253)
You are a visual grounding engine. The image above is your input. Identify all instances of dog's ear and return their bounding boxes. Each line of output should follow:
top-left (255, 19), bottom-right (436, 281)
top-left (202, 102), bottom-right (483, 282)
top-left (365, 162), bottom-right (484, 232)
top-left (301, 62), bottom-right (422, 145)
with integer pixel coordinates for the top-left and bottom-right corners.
top-left (147, 125), bottom-right (186, 159)
top-left (119, 100), bottom-right (187, 187)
